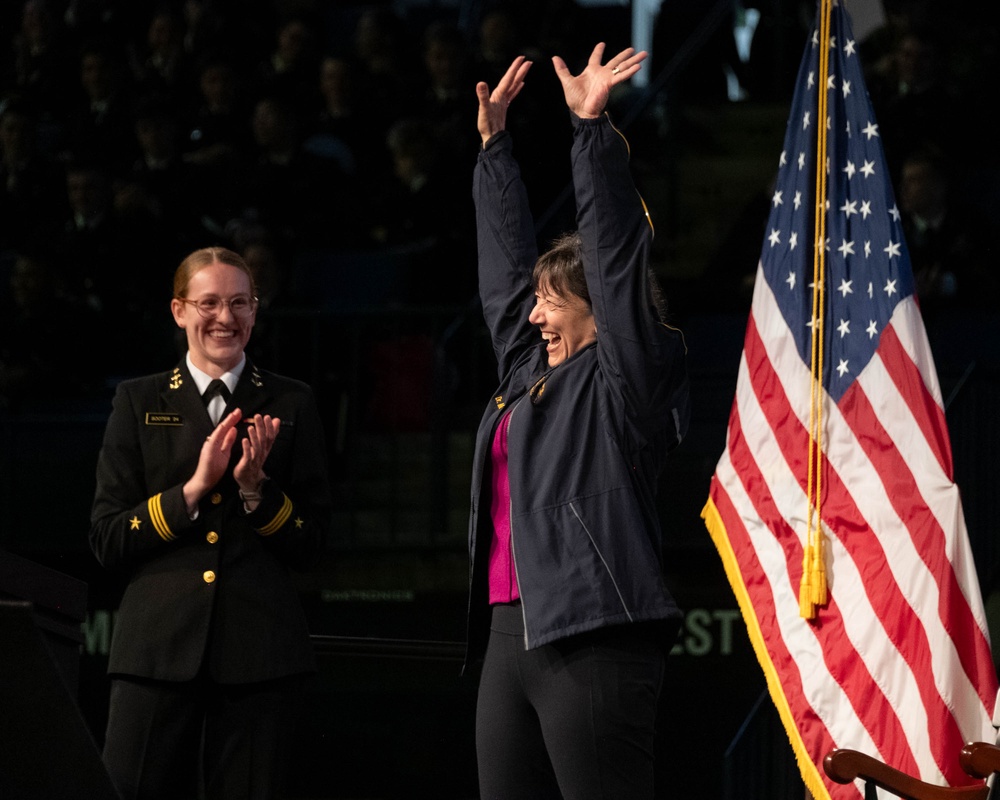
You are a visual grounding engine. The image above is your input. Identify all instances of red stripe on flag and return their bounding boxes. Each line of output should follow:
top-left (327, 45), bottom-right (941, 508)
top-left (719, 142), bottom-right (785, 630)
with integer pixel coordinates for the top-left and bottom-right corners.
top-left (876, 324), bottom-right (953, 477)
top-left (709, 475), bottom-right (858, 798)
top-left (738, 321), bottom-right (920, 770)
top-left (718, 405), bottom-right (914, 795)
top-left (742, 317), bottom-right (971, 784)
top-left (840, 347), bottom-right (996, 716)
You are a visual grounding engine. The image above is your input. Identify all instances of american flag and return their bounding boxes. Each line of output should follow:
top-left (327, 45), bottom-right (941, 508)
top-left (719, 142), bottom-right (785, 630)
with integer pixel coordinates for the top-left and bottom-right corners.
top-left (701, 1), bottom-right (998, 797)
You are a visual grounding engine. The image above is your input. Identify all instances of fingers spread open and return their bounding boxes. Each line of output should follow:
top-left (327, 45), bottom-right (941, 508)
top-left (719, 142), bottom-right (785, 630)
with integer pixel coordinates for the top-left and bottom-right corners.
top-left (587, 42), bottom-right (607, 67)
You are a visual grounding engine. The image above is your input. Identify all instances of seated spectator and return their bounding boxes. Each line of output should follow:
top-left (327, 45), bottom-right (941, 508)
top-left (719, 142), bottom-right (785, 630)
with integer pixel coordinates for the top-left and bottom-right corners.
top-left (256, 15), bottom-right (321, 118)
top-left (61, 0), bottom-right (136, 51)
top-left (4, 0), bottom-right (75, 144)
top-left (55, 158), bottom-right (122, 312)
top-left (308, 53), bottom-right (387, 181)
top-left (130, 4), bottom-right (195, 108)
top-left (474, 8), bottom-right (524, 89)
top-left (61, 38), bottom-right (138, 172)
top-left (369, 116), bottom-right (475, 305)
top-left (0, 94), bottom-right (65, 251)
top-left (234, 92), bottom-right (355, 248)
top-left (469, 7), bottom-right (569, 223)
top-left (0, 245), bottom-right (99, 410)
top-left (867, 22), bottom-right (961, 182)
top-left (116, 94), bottom-right (204, 257)
top-left (419, 20), bottom-right (477, 167)
top-left (350, 7), bottom-right (419, 121)
top-left (898, 145), bottom-right (997, 319)
top-left (47, 158), bottom-right (169, 377)
top-left (182, 53), bottom-right (252, 167)
top-left (229, 222), bottom-right (306, 373)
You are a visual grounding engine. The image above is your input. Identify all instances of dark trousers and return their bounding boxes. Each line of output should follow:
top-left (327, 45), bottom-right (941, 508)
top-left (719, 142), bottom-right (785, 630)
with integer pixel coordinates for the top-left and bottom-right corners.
top-left (475, 604), bottom-right (668, 800)
top-left (102, 673), bottom-right (303, 800)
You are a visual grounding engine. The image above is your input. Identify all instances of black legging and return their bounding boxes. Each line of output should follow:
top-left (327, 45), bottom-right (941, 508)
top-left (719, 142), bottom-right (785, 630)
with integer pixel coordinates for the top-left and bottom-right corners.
top-left (475, 604), bottom-right (668, 800)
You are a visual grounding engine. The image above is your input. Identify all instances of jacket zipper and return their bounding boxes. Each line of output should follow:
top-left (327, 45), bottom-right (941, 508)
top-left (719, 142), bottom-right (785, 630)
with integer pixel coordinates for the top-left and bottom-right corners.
top-left (503, 398), bottom-right (531, 647)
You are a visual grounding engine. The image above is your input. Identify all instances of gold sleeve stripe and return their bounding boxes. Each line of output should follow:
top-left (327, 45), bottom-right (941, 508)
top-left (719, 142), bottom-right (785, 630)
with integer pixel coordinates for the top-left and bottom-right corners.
top-left (257, 493), bottom-right (293, 536)
top-left (148, 493), bottom-right (176, 542)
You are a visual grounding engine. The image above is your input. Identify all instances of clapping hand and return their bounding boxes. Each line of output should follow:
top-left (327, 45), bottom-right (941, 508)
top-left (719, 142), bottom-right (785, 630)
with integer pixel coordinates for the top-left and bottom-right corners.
top-left (234, 412), bottom-right (280, 497)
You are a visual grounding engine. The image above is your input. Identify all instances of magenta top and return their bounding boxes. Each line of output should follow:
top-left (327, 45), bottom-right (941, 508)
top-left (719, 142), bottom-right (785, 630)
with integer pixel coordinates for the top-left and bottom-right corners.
top-left (488, 409), bottom-right (519, 603)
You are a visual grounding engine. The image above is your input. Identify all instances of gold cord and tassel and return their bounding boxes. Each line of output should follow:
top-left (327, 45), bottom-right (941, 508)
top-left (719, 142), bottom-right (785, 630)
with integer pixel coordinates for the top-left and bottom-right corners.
top-left (800, 0), bottom-right (833, 620)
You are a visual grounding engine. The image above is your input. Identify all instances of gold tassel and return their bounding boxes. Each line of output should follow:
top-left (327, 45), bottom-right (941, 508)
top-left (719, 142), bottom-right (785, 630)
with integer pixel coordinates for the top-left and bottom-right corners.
top-left (810, 536), bottom-right (827, 606)
top-left (799, 545), bottom-right (815, 618)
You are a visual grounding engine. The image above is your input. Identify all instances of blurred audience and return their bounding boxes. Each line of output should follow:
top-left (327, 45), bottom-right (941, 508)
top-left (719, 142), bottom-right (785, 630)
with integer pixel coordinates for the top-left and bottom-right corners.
top-left (0, 94), bottom-right (65, 251)
top-left (419, 20), bottom-right (477, 164)
top-left (898, 146), bottom-right (997, 320)
top-left (865, 22), bottom-right (960, 184)
top-left (0, 246), bottom-right (98, 411)
top-left (0, 0), bottom-right (995, 398)
top-left (182, 53), bottom-right (252, 167)
top-left (5, 0), bottom-right (75, 142)
top-left (351, 6), bottom-right (418, 118)
top-left (237, 92), bottom-right (355, 248)
top-left (63, 39), bottom-right (139, 170)
top-left (256, 14), bottom-right (321, 117)
top-left (310, 54), bottom-right (384, 180)
top-left (130, 4), bottom-right (195, 107)
top-left (117, 94), bottom-right (204, 255)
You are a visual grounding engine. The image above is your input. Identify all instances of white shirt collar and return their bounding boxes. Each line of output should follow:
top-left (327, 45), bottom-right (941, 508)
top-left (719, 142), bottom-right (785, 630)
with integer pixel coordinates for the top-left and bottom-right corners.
top-left (185, 352), bottom-right (245, 396)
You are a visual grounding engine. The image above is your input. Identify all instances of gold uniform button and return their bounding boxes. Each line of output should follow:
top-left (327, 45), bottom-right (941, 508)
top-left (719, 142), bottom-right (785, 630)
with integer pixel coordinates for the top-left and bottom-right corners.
top-left (210, 493), bottom-right (223, 505)
top-left (206, 531), bottom-right (219, 544)
top-left (203, 570), bottom-right (216, 584)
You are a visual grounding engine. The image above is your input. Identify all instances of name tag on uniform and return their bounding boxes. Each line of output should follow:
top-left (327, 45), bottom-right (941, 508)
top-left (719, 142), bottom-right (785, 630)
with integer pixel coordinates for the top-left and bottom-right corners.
top-left (145, 412), bottom-right (183, 426)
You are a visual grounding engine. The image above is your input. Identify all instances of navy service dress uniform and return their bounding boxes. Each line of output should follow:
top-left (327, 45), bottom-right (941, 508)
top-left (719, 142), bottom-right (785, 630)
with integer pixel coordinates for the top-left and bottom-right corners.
top-left (90, 358), bottom-right (331, 796)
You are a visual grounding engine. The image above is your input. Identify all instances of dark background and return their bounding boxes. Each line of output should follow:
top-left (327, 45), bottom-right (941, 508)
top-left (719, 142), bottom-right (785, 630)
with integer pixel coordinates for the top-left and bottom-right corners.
top-left (3, 1), bottom-right (1000, 798)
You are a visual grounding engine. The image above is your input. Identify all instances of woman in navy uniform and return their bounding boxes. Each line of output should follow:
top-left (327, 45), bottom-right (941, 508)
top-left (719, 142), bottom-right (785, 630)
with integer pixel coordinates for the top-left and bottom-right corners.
top-left (90, 246), bottom-right (332, 800)
top-left (466, 48), bottom-right (690, 798)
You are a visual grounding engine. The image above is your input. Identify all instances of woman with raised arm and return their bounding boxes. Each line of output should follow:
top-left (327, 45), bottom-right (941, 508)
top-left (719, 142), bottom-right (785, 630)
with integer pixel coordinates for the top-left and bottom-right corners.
top-left (465, 45), bottom-right (691, 799)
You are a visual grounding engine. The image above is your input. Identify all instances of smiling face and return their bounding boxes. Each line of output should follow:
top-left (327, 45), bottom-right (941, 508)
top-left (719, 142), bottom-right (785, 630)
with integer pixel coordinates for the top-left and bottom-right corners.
top-left (528, 283), bottom-right (597, 367)
top-left (171, 260), bottom-right (255, 376)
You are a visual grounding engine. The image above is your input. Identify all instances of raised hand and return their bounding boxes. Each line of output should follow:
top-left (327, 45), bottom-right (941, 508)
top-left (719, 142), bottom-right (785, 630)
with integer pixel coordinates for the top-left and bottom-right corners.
top-left (476, 55), bottom-right (532, 145)
top-left (552, 43), bottom-right (646, 119)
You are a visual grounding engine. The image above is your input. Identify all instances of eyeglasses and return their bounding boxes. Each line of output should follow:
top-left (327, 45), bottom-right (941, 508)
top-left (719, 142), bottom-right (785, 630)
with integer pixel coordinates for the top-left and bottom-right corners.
top-left (177, 295), bottom-right (258, 319)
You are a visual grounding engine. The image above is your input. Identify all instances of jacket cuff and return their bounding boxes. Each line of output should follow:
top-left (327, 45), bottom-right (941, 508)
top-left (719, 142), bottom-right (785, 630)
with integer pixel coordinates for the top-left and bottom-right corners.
top-left (481, 129), bottom-right (512, 154)
top-left (245, 479), bottom-right (296, 536)
top-left (147, 484), bottom-right (192, 542)
top-left (571, 110), bottom-right (610, 128)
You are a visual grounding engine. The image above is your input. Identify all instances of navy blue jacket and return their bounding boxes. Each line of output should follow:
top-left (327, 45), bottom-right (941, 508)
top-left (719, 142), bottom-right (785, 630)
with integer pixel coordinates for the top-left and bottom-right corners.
top-left (465, 114), bottom-right (690, 669)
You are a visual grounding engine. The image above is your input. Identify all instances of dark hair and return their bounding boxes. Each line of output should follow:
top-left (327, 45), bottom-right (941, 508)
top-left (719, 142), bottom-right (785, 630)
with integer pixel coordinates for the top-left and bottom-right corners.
top-left (533, 231), bottom-right (669, 322)
top-left (533, 232), bottom-right (590, 307)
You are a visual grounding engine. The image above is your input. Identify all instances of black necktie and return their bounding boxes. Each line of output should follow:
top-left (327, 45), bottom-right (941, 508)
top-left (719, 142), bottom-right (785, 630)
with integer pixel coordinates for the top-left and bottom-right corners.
top-left (203, 379), bottom-right (231, 423)
top-left (203, 379), bottom-right (231, 404)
